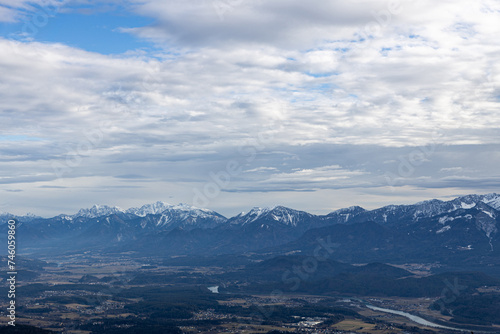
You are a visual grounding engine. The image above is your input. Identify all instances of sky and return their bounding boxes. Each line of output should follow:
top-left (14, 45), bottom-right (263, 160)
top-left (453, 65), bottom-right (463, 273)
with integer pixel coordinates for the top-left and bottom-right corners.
top-left (1, 0), bottom-right (500, 217)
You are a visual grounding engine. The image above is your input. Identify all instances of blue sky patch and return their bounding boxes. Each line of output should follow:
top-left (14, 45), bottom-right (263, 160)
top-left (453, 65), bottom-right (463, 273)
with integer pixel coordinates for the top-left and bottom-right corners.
top-left (0, 8), bottom-right (155, 54)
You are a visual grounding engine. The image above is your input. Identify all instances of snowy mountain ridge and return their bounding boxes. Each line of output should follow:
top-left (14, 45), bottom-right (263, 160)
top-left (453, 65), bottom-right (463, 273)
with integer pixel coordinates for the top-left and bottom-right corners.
top-left (71, 202), bottom-right (221, 220)
top-left (2, 193), bottom-right (499, 260)
top-left (126, 201), bottom-right (216, 217)
top-left (74, 204), bottom-right (126, 218)
top-left (228, 205), bottom-right (314, 227)
top-left (3, 193), bottom-right (500, 226)
top-left (367, 193), bottom-right (500, 223)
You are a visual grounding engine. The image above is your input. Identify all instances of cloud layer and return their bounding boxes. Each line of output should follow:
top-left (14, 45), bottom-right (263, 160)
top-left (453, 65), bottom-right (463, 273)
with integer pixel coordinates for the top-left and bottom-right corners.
top-left (0, 0), bottom-right (500, 216)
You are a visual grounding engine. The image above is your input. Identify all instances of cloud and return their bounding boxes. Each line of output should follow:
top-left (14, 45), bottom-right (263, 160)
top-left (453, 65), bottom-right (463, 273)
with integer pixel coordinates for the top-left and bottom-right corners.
top-left (0, 1), bottom-right (500, 216)
top-left (0, 5), bottom-right (17, 22)
top-left (440, 167), bottom-right (464, 173)
top-left (262, 165), bottom-right (367, 186)
top-left (225, 166), bottom-right (370, 193)
top-left (38, 185), bottom-right (67, 188)
top-left (244, 167), bottom-right (279, 173)
top-left (114, 174), bottom-right (150, 179)
top-left (0, 0), bottom-right (65, 24)
top-left (123, 0), bottom-right (379, 49)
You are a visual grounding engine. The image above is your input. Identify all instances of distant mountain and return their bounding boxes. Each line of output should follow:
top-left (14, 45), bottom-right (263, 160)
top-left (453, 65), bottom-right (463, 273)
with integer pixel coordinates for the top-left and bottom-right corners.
top-left (0, 212), bottom-right (41, 222)
top-left (0, 212), bottom-right (13, 219)
top-left (127, 206), bottom-right (325, 256)
top-left (320, 206), bottom-right (367, 224)
top-left (70, 202), bottom-right (227, 225)
top-left (228, 206), bottom-right (316, 227)
top-left (2, 202), bottom-right (228, 254)
top-left (126, 202), bottom-right (225, 223)
top-left (274, 202), bottom-right (500, 267)
top-left (346, 193), bottom-right (500, 226)
top-left (1, 194), bottom-right (499, 274)
top-left (73, 204), bottom-right (126, 218)
top-left (127, 201), bottom-right (173, 216)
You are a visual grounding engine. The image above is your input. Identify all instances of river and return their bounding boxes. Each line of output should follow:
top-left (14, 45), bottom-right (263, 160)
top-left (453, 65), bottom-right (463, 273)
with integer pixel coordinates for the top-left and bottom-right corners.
top-left (366, 304), bottom-right (470, 332)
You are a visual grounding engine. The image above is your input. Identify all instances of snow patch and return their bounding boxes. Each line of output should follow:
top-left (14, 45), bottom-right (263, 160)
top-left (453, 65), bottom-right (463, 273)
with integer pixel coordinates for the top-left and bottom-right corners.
top-left (439, 216), bottom-right (454, 225)
top-left (208, 286), bottom-right (219, 293)
top-left (460, 202), bottom-right (475, 209)
top-left (482, 193), bottom-right (500, 210)
top-left (436, 225), bottom-right (451, 234)
top-left (482, 210), bottom-right (494, 219)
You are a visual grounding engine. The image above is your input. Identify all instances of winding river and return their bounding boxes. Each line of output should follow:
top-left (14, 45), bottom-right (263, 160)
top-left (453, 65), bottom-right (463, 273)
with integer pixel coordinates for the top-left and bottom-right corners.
top-left (366, 304), bottom-right (474, 332)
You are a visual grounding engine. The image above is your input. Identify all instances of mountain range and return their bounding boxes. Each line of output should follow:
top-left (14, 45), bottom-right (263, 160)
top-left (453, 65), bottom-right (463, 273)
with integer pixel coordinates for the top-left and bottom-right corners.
top-left (2, 194), bottom-right (500, 274)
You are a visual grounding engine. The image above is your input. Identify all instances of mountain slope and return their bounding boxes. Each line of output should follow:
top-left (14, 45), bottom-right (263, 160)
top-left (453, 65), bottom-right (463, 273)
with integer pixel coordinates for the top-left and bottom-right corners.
top-left (346, 193), bottom-right (500, 226)
top-left (271, 203), bottom-right (500, 267)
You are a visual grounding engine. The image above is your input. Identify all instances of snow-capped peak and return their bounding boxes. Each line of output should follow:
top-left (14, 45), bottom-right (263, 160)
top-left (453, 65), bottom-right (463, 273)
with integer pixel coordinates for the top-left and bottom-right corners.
top-left (481, 193), bottom-right (500, 210)
top-left (230, 205), bottom-right (308, 226)
top-left (126, 201), bottom-right (217, 217)
top-left (231, 207), bottom-right (271, 224)
top-left (1, 212), bottom-right (41, 218)
top-left (372, 194), bottom-right (500, 224)
top-left (247, 206), bottom-right (293, 217)
top-left (74, 204), bottom-right (125, 218)
top-left (71, 202), bottom-right (223, 220)
top-left (326, 206), bottom-right (366, 223)
top-left (248, 206), bottom-right (272, 215)
top-left (473, 201), bottom-right (497, 218)
top-left (447, 193), bottom-right (500, 211)
top-left (332, 206), bottom-right (366, 214)
top-left (414, 198), bottom-right (444, 206)
top-left (126, 201), bottom-right (172, 217)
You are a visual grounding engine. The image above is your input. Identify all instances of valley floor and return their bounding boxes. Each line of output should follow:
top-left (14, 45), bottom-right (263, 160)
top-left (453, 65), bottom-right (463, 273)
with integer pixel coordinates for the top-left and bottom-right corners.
top-left (1, 253), bottom-right (498, 334)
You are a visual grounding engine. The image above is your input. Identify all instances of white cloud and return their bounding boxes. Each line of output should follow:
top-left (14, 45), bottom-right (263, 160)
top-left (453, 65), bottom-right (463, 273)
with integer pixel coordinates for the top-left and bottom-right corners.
top-left (1, 0), bottom-right (500, 216)
top-left (0, 5), bottom-right (17, 22)
top-left (264, 165), bottom-right (366, 186)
